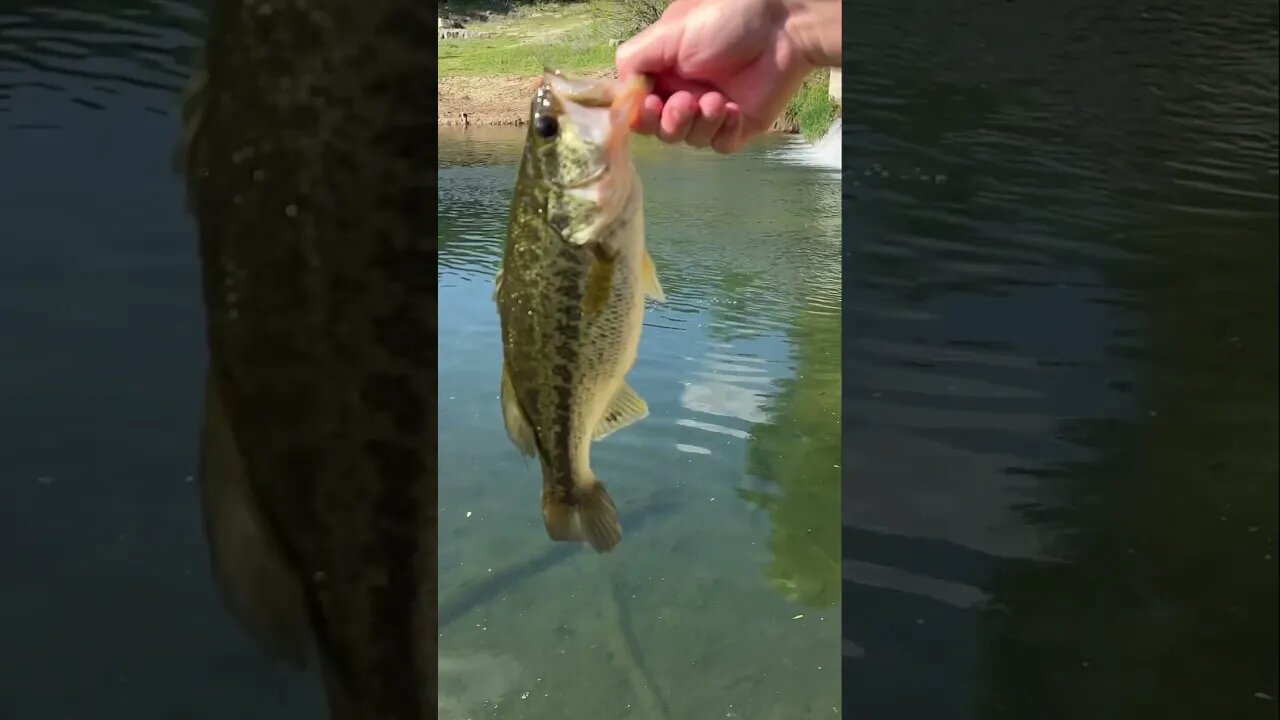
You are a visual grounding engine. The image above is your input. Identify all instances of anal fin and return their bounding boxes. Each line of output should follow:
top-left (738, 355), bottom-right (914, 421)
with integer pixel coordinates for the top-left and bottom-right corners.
top-left (641, 250), bottom-right (665, 302)
top-left (199, 374), bottom-right (311, 667)
top-left (501, 364), bottom-right (537, 457)
top-left (593, 382), bottom-right (649, 441)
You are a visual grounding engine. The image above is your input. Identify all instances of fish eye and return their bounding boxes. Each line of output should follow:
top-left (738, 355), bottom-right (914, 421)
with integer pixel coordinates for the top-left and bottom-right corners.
top-left (534, 113), bottom-right (559, 139)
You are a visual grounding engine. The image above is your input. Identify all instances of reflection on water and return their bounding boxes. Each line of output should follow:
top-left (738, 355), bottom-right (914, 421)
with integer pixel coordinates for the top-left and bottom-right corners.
top-left (844, 0), bottom-right (1278, 717)
top-left (439, 125), bottom-right (842, 718)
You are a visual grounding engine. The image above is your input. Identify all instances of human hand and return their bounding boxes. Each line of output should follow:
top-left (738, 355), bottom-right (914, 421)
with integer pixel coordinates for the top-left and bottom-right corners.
top-left (615, 0), bottom-right (840, 154)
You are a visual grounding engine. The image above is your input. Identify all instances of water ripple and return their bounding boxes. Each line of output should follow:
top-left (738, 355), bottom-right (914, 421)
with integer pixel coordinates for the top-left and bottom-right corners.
top-left (843, 0), bottom-right (1277, 713)
top-left (0, 2), bottom-right (202, 117)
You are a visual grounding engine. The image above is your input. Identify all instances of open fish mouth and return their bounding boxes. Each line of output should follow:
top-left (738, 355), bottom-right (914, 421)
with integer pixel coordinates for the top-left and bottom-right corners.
top-left (542, 67), bottom-right (650, 160)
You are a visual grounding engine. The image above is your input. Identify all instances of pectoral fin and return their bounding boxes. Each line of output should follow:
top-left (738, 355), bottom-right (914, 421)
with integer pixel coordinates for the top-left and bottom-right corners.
top-left (642, 250), bottom-right (665, 302)
top-left (492, 267), bottom-right (504, 302)
top-left (199, 374), bottom-right (311, 667)
top-left (501, 364), bottom-right (537, 457)
top-left (593, 382), bottom-right (650, 441)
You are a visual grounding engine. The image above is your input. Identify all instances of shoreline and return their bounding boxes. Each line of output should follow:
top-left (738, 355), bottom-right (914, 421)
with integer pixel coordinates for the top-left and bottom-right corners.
top-left (437, 71), bottom-right (802, 134)
top-left (437, 69), bottom-right (617, 128)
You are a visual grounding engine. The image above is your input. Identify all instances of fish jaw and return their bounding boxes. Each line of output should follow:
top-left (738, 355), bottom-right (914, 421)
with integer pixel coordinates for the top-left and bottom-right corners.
top-left (542, 68), bottom-right (613, 156)
top-left (541, 68), bottom-right (650, 217)
top-left (541, 68), bottom-right (648, 152)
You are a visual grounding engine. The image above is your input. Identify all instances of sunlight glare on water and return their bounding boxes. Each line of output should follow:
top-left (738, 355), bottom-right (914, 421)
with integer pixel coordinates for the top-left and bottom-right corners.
top-left (765, 119), bottom-right (843, 175)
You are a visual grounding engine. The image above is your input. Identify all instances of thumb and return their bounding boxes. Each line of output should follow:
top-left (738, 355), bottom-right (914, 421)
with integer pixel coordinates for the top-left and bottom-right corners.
top-left (615, 18), bottom-right (685, 80)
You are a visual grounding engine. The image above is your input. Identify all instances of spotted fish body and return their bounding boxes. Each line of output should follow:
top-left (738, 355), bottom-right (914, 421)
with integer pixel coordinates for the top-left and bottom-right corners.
top-left (495, 70), bottom-right (664, 553)
top-left (178, 1), bottom-right (437, 718)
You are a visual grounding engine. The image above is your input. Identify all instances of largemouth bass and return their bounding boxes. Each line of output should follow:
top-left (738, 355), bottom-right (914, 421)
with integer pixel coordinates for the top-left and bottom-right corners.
top-left (178, 2), bottom-right (437, 718)
top-left (495, 69), bottom-right (665, 554)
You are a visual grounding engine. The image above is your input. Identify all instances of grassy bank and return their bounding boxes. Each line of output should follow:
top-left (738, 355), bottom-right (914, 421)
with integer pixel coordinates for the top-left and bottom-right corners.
top-left (438, 1), bottom-right (839, 139)
top-left (438, 1), bottom-right (615, 77)
top-left (778, 68), bottom-right (841, 142)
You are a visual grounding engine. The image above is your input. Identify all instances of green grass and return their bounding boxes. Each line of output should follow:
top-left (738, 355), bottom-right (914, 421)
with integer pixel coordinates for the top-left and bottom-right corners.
top-left (438, 2), bottom-right (616, 77)
top-left (438, 39), bottom-right (614, 76)
top-left (781, 69), bottom-right (840, 141)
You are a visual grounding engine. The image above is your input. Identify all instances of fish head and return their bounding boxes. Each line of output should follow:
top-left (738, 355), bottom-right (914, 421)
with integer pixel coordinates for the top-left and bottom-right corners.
top-left (521, 68), bottom-right (650, 244)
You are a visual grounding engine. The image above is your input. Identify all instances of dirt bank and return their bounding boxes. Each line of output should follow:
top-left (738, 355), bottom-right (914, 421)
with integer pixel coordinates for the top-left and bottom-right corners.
top-left (438, 68), bottom-right (618, 127)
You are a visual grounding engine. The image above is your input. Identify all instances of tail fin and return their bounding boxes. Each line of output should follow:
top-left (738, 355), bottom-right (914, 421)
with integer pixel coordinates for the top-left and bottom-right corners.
top-left (542, 481), bottom-right (623, 553)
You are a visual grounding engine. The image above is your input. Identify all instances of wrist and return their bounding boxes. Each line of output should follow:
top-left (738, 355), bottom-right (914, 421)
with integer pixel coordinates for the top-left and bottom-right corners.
top-left (778, 0), bottom-right (842, 68)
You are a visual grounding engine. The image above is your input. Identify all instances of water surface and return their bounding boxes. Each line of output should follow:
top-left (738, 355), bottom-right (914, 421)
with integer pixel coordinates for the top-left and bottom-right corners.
top-left (842, 1), bottom-right (1278, 718)
top-left (438, 125), bottom-right (842, 719)
top-left (1, 1), bottom-right (327, 718)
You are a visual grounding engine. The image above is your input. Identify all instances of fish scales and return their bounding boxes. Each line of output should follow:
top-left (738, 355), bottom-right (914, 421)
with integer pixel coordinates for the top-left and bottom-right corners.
top-left (179, 1), bottom-right (437, 718)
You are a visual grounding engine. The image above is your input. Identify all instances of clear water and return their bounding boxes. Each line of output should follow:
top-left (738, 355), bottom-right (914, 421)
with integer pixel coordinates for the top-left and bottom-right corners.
top-left (438, 127), bottom-right (842, 719)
